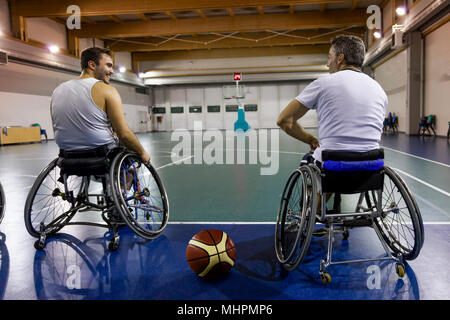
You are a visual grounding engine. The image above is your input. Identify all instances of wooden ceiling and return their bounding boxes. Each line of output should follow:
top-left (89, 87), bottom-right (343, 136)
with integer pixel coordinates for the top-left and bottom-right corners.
top-left (10, 0), bottom-right (383, 63)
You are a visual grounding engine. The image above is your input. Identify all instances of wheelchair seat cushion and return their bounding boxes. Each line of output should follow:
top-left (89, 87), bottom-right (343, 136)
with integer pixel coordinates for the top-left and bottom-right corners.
top-left (323, 159), bottom-right (384, 172)
top-left (320, 149), bottom-right (385, 194)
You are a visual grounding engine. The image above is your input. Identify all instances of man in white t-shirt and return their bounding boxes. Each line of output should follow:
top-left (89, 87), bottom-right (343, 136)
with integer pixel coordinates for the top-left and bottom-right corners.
top-left (277, 35), bottom-right (387, 163)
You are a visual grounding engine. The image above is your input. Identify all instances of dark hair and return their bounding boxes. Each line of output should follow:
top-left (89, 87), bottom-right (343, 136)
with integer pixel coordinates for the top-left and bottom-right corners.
top-left (331, 35), bottom-right (366, 68)
top-left (80, 47), bottom-right (112, 70)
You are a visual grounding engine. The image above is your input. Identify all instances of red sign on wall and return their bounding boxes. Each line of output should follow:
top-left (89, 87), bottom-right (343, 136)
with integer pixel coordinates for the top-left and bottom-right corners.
top-left (233, 73), bottom-right (242, 81)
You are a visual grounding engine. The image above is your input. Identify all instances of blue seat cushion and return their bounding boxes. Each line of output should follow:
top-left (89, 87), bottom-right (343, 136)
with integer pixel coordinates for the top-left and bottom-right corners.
top-left (323, 159), bottom-right (384, 172)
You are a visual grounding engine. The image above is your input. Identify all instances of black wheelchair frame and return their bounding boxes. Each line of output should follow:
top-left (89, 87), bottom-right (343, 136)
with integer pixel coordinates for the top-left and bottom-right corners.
top-left (275, 149), bottom-right (424, 284)
top-left (24, 147), bottom-right (169, 251)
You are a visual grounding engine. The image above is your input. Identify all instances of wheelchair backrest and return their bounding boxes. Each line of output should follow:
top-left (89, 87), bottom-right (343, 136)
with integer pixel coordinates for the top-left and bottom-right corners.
top-left (57, 145), bottom-right (111, 177)
top-left (321, 149), bottom-right (384, 194)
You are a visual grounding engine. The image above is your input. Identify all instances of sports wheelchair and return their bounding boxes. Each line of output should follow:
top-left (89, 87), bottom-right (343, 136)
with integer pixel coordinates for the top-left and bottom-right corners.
top-left (24, 146), bottom-right (169, 251)
top-left (275, 149), bottom-right (424, 284)
top-left (0, 181), bottom-right (5, 224)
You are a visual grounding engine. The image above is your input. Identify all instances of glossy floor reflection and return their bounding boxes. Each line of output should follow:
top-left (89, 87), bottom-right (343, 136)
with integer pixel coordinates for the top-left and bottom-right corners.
top-left (1, 223), bottom-right (448, 300)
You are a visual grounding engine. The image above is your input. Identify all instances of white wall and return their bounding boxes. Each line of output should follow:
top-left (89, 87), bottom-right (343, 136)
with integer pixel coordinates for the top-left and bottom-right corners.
top-left (0, 62), bottom-right (150, 139)
top-left (374, 50), bottom-right (407, 132)
top-left (151, 82), bottom-right (318, 132)
top-left (79, 38), bottom-right (105, 52)
top-left (27, 18), bottom-right (67, 50)
top-left (0, 0), bottom-right (11, 35)
top-left (114, 52), bottom-right (132, 71)
top-left (424, 21), bottom-right (450, 136)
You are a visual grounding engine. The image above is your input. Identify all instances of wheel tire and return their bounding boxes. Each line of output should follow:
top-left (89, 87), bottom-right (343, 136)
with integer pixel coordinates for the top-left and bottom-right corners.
top-left (275, 166), bottom-right (317, 272)
top-left (110, 152), bottom-right (169, 240)
top-left (24, 159), bottom-right (80, 238)
top-left (372, 167), bottom-right (423, 261)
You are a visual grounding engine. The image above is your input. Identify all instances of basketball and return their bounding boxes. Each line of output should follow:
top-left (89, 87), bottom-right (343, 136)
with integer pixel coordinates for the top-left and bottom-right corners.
top-left (186, 229), bottom-right (236, 279)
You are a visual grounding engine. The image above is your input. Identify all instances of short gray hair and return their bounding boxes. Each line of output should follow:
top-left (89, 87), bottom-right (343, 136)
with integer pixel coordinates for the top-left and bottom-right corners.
top-left (331, 35), bottom-right (366, 68)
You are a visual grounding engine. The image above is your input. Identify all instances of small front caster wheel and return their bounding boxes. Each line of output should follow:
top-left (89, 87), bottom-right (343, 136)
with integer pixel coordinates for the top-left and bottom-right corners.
top-left (396, 263), bottom-right (405, 278)
top-left (108, 237), bottom-right (120, 251)
top-left (320, 272), bottom-right (331, 285)
top-left (34, 239), bottom-right (46, 250)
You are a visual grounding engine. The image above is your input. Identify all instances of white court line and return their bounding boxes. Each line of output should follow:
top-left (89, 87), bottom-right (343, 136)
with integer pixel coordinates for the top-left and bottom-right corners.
top-left (382, 146), bottom-right (450, 168)
top-left (392, 167), bottom-right (450, 198)
top-left (155, 156), bottom-right (194, 170)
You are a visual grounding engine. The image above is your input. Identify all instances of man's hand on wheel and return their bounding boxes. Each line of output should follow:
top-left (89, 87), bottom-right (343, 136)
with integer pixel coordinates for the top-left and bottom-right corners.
top-left (141, 151), bottom-right (151, 163)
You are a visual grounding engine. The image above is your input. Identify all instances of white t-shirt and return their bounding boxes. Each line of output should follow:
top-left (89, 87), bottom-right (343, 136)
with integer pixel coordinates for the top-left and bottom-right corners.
top-left (295, 70), bottom-right (387, 162)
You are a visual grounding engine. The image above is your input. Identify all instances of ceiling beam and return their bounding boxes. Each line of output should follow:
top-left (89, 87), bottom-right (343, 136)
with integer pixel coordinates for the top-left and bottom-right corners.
top-left (72, 9), bottom-right (367, 38)
top-left (105, 28), bottom-right (364, 52)
top-left (81, 16), bottom-right (96, 24)
top-left (350, 0), bottom-right (359, 10)
top-left (166, 11), bottom-right (177, 20)
top-left (13, 0), bottom-right (350, 17)
top-left (108, 15), bottom-right (123, 23)
top-left (136, 13), bottom-right (149, 21)
top-left (133, 44), bottom-right (330, 62)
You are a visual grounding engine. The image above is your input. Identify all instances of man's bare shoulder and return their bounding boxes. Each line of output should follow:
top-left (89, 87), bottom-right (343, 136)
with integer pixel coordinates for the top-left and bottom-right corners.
top-left (93, 81), bottom-right (119, 98)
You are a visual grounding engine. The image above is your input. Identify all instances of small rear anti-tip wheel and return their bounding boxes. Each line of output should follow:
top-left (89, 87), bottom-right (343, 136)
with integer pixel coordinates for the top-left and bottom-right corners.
top-left (34, 239), bottom-right (46, 250)
top-left (320, 272), bottom-right (332, 285)
top-left (396, 263), bottom-right (405, 278)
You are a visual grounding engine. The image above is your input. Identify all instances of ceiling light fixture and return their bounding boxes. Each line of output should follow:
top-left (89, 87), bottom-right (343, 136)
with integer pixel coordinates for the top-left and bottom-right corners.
top-left (48, 45), bottom-right (60, 53)
top-left (396, 7), bottom-right (406, 16)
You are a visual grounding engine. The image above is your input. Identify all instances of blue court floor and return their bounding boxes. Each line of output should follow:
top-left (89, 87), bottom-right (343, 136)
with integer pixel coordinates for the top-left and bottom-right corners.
top-left (0, 130), bottom-right (449, 300)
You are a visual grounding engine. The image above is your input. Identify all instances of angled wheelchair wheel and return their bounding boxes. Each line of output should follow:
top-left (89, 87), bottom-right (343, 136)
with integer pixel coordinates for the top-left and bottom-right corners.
top-left (110, 152), bottom-right (169, 240)
top-left (0, 182), bottom-right (5, 224)
top-left (275, 166), bottom-right (316, 271)
top-left (370, 166), bottom-right (423, 260)
top-left (24, 159), bottom-right (84, 237)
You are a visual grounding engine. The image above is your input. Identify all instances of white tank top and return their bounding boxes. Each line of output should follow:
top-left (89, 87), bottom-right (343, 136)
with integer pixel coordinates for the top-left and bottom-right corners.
top-left (51, 78), bottom-right (118, 150)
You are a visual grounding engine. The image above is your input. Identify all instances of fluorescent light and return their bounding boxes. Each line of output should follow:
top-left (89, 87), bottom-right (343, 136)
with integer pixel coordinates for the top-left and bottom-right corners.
top-left (0, 30), bottom-right (3, 37)
top-left (119, 66), bottom-right (126, 73)
top-left (396, 7), bottom-right (406, 16)
top-left (138, 72), bottom-right (145, 78)
top-left (48, 45), bottom-right (59, 53)
top-left (373, 31), bottom-right (382, 39)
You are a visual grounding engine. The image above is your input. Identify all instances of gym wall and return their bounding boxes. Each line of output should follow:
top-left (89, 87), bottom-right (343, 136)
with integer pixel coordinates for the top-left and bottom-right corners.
top-left (0, 62), bottom-right (150, 139)
top-left (373, 50), bottom-right (408, 133)
top-left (424, 20), bottom-right (450, 136)
top-left (151, 82), bottom-right (318, 132)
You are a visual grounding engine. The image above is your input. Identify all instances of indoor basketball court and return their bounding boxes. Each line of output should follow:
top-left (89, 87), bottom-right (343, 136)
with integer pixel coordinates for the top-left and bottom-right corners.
top-left (0, 0), bottom-right (449, 302)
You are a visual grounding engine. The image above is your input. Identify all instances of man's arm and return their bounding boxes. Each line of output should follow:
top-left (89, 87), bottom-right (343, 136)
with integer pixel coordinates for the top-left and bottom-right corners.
top-left (277, 99), bottom-right (319, 150)
top-left (104, 85), bottom-right (150, 162)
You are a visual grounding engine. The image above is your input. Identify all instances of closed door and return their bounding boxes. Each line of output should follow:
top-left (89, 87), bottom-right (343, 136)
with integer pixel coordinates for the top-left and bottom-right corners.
top-left (138, 111), bottom-right (147, 133)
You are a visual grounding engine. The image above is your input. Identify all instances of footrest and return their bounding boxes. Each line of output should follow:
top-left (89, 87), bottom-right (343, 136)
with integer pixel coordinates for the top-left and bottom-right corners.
top-left (342, 217), bottom-right (373, 228)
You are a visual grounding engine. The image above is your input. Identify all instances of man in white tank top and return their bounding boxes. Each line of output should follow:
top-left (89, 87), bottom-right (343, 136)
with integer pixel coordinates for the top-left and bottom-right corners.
top-left (51, 47), bottom-right (150, 162)
top-left (277, 35), bottom-right (387, 163)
